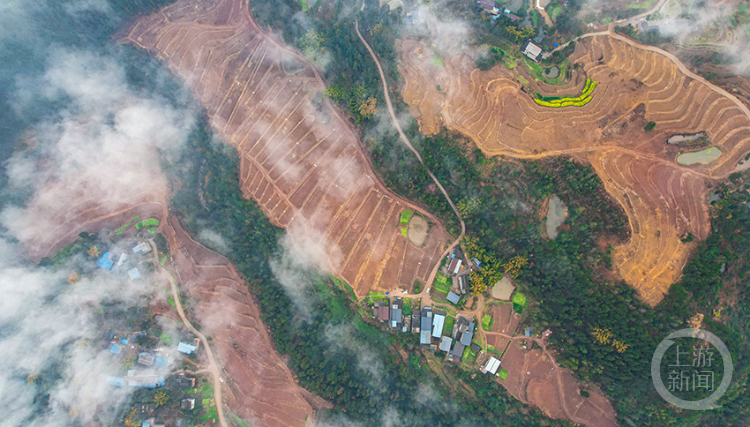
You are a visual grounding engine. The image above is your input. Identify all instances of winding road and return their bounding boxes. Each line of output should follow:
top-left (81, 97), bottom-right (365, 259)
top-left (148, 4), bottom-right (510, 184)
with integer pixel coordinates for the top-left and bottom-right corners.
top-left (150, 240), bottom-right (228, 427)
top-left (354, 20), bottom-right (467, 289)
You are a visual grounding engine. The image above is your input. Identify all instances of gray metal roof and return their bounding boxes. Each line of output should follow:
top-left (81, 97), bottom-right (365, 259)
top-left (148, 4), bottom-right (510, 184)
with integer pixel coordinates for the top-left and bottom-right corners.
top-left (440, 336), bottom-right (452, 352)
top-left (432, 314), bottom-right (445, 338)
top-left (420, 330), bottom-right (432, 345)
top-left (447, 291), bottom-right (460, 304)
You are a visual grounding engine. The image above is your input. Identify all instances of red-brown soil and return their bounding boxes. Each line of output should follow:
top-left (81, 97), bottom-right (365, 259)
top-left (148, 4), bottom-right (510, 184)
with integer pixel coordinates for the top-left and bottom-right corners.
top-left (162, 215), bottom-right (324, 427)
top-left (25, 189), bottom-right (319, 427)
top-left (121, 0), bottom-right (452, 297)
top-left (487, 338), bottom-right (617, 427)
top-left (399, 36), bottom-right (750, 305)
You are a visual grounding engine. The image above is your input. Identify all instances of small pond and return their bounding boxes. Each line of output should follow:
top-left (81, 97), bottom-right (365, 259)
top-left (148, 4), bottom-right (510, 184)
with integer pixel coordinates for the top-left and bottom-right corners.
top-left (543, 65), bottom-right (560, 79)
top-left (676, 147), bottom-right (722, 165)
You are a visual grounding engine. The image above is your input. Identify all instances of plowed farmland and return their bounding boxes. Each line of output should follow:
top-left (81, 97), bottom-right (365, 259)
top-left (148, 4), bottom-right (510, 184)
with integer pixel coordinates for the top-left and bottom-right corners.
top-left (399, 36), bottom-right (750, 305)
top-left (122, 0), bottom-right (451, 298)
top-left (23, 183), bottom-right (319, 427)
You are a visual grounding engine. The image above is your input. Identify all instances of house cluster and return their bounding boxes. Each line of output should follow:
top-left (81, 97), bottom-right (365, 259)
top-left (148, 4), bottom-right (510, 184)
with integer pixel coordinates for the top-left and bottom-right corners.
top-left (106, 330), bottom-right (200, 390)
top-left (477, 0), bottom-right (522, 23)
top-left (98, 240), bottom-right (153, 281)
top-left (137, 374), bottom-right (197, 427)
top-left (441, 247), bottom-right (473, 300)
top-left (373, 299), bottom-right (478, 364)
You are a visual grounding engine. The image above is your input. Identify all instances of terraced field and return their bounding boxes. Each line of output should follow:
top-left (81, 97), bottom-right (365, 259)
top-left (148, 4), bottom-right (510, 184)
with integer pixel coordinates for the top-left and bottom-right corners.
top-left (123, 0), bottom-right (450, 297)
top-left (399, 36), bottom-right (750, 305)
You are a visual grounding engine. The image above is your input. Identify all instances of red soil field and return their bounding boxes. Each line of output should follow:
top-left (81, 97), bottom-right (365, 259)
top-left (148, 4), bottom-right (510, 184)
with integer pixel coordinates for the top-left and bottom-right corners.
top-left (25, 190), bottom-right (320, 427)
top-left (399, 36), bottom-right (750, 305)
top-left (121, 0), bottom-right (452, 297)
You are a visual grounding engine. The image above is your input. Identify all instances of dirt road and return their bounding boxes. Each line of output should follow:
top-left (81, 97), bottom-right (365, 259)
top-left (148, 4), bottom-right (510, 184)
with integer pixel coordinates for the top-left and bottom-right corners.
top-left (150, 240), bottom-right (228, 427)
top-left (354, 20), bottom-right (467, 288)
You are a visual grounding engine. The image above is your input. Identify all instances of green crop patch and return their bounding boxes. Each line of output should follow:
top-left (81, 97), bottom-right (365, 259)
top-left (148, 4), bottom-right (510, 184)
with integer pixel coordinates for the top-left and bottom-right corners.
top-left (135, 218), bottom-right (159, 230)
top-left (434, 273), bottom-right (451, 294)
top-left (512, 291), bottom-right (527, 307)
top-left (498, 368), bottom-right (509, 380)
top-left (534, 78), bottom-right (597, 108)
top-left (481, 314), bottom-right (493, 330)
top-left (399, 208), bottom-right (414, 224)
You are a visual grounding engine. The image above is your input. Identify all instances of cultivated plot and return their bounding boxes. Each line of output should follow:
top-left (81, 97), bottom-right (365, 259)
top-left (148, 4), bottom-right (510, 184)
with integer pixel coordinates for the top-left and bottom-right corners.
top-left (123, 0), bottom-right (452, 298)
top-left (398, 36), bottom-right (750, 305)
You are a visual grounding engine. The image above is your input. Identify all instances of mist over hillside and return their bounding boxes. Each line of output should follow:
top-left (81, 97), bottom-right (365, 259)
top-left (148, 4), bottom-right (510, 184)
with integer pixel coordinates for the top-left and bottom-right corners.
top-left (0, 1), bottom-right (199, 425)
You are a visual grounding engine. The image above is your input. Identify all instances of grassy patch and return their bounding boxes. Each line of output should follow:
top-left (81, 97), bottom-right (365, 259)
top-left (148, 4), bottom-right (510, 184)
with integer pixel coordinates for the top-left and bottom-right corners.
top-left (512, 291), bottom-right (527, 314)
top-left (400, 208), bottom-right (414, 224)
top-left (434, 273), bottom-right (451, 294)
top-left (481, 314), bottom-right (493, 330)
top-left (443, 315), bottom-right (456, 335)
top-left (430, 55), bottom-right (445, 67)
top-left (403, 298), bottom-right (413, 316)
top-left (498, 368), bottom-right (509, 380)
top-left (167, 296), bottom-right (176, 307)
top-left (160, 333), bottom-right (172, 345)
top-left (135, 218), bottom-right (159, 230)
top-left (114, 216), bottom-right (140, 236)
top-left (300, 0), bottom-right (308, 12)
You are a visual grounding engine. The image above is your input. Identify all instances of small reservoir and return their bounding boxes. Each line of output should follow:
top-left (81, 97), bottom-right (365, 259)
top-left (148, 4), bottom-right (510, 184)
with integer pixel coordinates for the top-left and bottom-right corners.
top-left (546, 195), bottom-right (568, 239)
top-left (676, 147), bottom-right (721, 165)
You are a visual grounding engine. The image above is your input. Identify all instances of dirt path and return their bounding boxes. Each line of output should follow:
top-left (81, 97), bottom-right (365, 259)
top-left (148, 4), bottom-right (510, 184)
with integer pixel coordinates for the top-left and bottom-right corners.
top-left (150, 240), bottom-right (228, 427)
top-left (354, 20), bottom-right (466, 288)
top-left (533, 0), bottom-right (553, 27)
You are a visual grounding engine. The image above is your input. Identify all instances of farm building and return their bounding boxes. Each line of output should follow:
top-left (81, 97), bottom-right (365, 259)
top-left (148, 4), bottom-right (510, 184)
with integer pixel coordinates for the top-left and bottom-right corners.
top-left (181, 398), bottom-right (195, 410)
top-left (477, 0), bottom-right (496, 13)
top-left (133, 242), bottom-right (151, 254)
top-left (420, 307), bottom-right (433, 345)
top-left (177, 341), bottom-right (197, 355)
top-left (126, 370), bottom-right (165, 388)
top-left (461, 322), bottom-right (475, 346)
top-left (412, 309), bottom-right (421, 333)
top-left (153, 355), bottom-right (168, 368)
top-left (128, 267), bottom-right (141, 280)
top-left (107, 376), bottom-right (125, 387)
top-left (459, 276), bottom-right (469, 294)
top-left (449, 342), bottom-right (465, 362)
top-left (448, 257), bottom-right (462, 275)
top-left (432, 312), bottom-right (446, 338)
top-left (138, 352), bottom-right (155, 366)
top-left (373, 302), bottom-right (390, 321)
top-left (447, 291), bottom-right (460, 304)
top-left (521, 41), bottom-right (543, 62)
top-left (482, 357), bottom-right (501, 375)
top-left (98, 252), bottom-right (114, 270)
top-left (176, 374), bottom-right (196, 388)
top-left (109, 343), bottom-right (121, 354)
top-left (440, 336), bottom-right (453, 352)
top-left (390, 297), bottom-right (403, 329)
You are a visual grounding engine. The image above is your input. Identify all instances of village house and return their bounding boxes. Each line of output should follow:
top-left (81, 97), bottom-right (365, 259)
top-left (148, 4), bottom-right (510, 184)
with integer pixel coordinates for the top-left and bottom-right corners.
top-left (420, 307), bottom-right (433, 345)
top-left (521, 40), bottom-right (543, 62)
top-left (390, 297), bottom-right (403, 330)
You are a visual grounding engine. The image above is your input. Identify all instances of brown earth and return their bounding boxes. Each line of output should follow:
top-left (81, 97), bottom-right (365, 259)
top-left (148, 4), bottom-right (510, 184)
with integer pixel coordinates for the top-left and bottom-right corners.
top-left (484, 335), bottom-right (617, 427)
top-left (398, 35), bottom-right (750, 305)
top-left (121, 0), bottom-right (452, 297)
top-left (23, 182), bottom-right (319, 427)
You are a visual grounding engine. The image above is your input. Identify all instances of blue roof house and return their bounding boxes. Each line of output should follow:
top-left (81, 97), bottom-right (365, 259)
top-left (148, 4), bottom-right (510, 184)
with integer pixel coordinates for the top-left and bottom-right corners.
top-left (107, 376), bottom-right (125, 387)
top-left (109, 343), bottom-right (121, 354)
top-left (177, 342), bottom-right (197, 355)
top-left (98, 252), bottom-right (114, 270)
